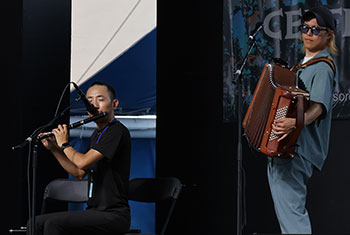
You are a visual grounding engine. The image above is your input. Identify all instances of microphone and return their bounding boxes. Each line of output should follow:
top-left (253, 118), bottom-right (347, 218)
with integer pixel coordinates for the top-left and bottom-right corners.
top-left (249, 22), bottom-right (263, 40)
top-left (72, 82), bottom-right (98, 115)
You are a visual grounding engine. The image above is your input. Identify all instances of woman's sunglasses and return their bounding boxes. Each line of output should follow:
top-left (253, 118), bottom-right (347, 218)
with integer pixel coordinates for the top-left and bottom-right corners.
top-left (299, 24), bottom-right (328, 36)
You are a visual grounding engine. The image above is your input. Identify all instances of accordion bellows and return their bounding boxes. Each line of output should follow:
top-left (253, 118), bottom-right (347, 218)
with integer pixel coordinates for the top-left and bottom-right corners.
top-left (242, 63), bottom-right (309, 159)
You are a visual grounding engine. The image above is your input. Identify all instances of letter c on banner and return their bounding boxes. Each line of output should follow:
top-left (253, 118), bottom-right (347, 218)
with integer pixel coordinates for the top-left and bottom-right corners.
top-left (263, 8), bottom-right (283, 40)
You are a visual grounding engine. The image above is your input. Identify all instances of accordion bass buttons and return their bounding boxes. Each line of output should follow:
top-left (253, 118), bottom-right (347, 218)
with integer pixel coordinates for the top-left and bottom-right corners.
top-left (268, 105), bottom-right (288, 142)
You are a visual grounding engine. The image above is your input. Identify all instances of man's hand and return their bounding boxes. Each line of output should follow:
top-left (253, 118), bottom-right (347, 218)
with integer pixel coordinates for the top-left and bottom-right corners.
top-left (52, 124), bottom-right (69, 148)
top-left (38, 133), bottom-right (58, 151)
top-left (271, 118), bottom-right (296, 142)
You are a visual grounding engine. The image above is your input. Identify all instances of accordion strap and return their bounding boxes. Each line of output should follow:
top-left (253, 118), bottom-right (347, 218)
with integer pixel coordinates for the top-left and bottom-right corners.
top-left (290, 57), bottom-right (336, 75)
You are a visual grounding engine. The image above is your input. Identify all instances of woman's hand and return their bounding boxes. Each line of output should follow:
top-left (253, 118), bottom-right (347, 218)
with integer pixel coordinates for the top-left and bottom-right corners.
top-left (271, 118), bottom-right (296, 142)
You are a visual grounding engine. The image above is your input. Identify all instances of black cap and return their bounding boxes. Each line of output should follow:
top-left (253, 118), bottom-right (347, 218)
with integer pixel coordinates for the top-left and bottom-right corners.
top-left (302, 5), bottom-right (336, 30)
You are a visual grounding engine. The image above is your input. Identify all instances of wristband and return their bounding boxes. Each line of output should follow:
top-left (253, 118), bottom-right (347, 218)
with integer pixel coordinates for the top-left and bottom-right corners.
top-left (60, 142), bottom-right (71, 151)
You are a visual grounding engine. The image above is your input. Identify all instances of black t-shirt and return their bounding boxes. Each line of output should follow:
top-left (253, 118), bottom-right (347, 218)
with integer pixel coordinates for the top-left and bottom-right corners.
top-left (86, 119), bottom-right (131, 216)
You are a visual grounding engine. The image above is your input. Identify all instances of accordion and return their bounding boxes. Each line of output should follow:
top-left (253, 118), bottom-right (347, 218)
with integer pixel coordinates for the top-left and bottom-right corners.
top-left (242, 63), bottom-right (309, 159)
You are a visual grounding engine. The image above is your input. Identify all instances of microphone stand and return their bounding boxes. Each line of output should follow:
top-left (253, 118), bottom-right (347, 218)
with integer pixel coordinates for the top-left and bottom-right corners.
top-left (12, 96), bottom-right (81, 235)
top-left (233, 33), bottom-right (259, 235)
top-left (31, 139), bottom-right (38, 235)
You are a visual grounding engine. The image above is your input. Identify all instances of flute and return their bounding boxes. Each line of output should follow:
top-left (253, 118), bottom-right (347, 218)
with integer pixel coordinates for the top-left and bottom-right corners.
top-left (38, 112), bottom-right (108, 140)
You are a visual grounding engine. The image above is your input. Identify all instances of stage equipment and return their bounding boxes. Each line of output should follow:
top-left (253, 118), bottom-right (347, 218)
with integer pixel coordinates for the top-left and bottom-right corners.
top-left (243, 56), bottom-right (336, 159)
top-left (37, 112), bottom-right (108, 141)
top-left (72, 82), bottom-right (98, 115)
top-left (242, 63), bottom-right (309, 158)
top-left (229, 13), bottom-right (264, 234)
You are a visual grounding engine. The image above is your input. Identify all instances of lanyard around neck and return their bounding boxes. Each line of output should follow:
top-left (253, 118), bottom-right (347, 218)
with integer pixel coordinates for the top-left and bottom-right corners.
top-left (92, 119), bottom-right (116, 146)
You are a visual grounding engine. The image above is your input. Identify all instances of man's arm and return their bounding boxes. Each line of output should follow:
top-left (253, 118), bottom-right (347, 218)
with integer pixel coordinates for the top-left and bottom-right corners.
top-left (61, 147), bottom-right (104, 172)
top-left (40, 124), bottom-right (104, 179)
top-left (49, 146), bottom-right (87, 179)
top-left (53, 124), bottom-right (104, 171)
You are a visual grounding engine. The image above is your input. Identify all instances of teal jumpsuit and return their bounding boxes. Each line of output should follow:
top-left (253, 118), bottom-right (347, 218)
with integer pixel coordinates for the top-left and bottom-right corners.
top-left (267, 48), bottom-right (338, 234)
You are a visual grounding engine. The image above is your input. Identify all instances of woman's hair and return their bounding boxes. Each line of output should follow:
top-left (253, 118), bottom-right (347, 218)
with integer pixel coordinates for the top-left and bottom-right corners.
top-left (327, 30), bottom-right (338, 56)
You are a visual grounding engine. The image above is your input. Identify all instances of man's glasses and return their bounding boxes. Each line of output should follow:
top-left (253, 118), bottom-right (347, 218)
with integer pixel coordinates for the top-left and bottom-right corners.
top-left (299, 24), bottom-right (328, 36)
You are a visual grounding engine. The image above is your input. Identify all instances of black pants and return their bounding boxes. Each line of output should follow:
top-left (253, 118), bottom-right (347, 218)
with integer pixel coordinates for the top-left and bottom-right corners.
top-left (26, 209), bottom-right (130, 235)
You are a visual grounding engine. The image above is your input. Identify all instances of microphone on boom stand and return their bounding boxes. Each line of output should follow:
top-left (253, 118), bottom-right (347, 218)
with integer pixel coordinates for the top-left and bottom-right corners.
top-left (248, 22), bottom-right (263, 40)
top-left (72, 82), bottom-right (99, 115)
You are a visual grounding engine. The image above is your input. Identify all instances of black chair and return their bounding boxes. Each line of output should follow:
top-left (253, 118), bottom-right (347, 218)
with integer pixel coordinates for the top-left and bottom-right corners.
top-left (40, 178), bottom-right (89, 214)
top-left (124, 177), bottom-right (182, 235)
top-left (9, 179), bottom-right (88, 234)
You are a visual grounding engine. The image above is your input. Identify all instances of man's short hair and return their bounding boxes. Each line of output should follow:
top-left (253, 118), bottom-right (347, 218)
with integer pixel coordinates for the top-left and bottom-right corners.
top-left (89, 81), bottom-right (116, 100)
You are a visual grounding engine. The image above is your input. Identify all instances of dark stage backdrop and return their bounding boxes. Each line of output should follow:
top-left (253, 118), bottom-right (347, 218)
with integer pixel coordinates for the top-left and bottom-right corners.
top-left (223, 0), bottom-right (350, 121)
top-left (4, 0), bottom-right (350, 234)
top-left (3, 0), bottom-right (70, 233)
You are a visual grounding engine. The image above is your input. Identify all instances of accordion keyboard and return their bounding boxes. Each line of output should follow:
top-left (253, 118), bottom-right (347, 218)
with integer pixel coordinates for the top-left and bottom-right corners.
top-left (268, 105), bottom-right (288, 141)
